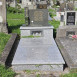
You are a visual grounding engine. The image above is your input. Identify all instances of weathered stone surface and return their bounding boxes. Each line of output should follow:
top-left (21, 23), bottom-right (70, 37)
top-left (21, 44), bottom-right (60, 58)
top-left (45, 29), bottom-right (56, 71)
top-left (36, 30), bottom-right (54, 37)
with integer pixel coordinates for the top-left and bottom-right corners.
top-left (56, 26), bottom-right (77, 38)
top-left (12, 38), bottom-right (65, 71)
top-left (56, 38), bottom-right (77, 69)
top-left (28, 9), bottom-right (48, 26)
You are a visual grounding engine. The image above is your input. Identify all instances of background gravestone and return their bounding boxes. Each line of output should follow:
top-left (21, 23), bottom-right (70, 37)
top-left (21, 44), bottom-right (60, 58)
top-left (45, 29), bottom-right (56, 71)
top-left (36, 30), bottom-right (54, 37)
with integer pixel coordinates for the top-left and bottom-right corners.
top-left (60, 2), bottom-right (66, 11)
top-left (66, 11), bottom-right (76, 25)
top-left (67, 3), bottom-right (74, 10)
top-left (0, 0), bottom-right (8, 33)
top-left (56, 11), bottom-right (77, 38)
top-left (37, 1), bottom-right (47, 9)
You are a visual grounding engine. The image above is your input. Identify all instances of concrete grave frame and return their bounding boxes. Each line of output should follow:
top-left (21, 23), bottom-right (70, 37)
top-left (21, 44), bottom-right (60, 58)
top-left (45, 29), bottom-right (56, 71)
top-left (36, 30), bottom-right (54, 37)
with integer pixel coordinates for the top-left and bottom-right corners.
top-left (0, 34), bottom-right (17, 65)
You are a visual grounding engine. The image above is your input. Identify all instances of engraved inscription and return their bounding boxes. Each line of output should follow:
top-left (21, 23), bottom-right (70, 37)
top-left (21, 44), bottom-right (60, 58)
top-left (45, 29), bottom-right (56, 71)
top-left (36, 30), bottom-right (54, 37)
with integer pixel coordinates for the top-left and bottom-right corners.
top-left (34, 11), bottom-right (43, 21)
top-left (67, 16), bottom-right (74, 22)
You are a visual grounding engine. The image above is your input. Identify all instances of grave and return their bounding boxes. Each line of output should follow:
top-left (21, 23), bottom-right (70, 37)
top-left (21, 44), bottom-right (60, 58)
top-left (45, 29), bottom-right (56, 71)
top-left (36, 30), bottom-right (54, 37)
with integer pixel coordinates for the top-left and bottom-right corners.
top-left (10, 0), bottom-right (17, 7)
top-left (57, 11), bottom-right (77, 38)
top-left (12, 7), bottom-right (65, 71)
top-left (0, 0), bottom-right (8, 33)
top-left (36, 1), bottom-right (47, 9)
top-left (56, 11), bottom-right (77, 69)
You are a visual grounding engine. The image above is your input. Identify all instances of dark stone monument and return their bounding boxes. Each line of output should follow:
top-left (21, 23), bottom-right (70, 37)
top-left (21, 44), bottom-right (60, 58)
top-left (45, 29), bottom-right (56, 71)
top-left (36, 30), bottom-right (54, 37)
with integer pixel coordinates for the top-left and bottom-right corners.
top-left (29, 9), bottom-right (48, 26)
top-left (0, 0), bottom-right (8, 33)
top-left (66, 12), bottom-right (75, 25)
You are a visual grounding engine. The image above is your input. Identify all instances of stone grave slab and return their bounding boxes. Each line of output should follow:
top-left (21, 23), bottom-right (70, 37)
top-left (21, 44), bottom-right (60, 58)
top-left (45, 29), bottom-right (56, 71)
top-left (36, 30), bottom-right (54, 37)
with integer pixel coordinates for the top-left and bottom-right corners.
top-left (12, 38), bottom-right (65, 71)
top-left (56, 38), bottom-right (77, 69)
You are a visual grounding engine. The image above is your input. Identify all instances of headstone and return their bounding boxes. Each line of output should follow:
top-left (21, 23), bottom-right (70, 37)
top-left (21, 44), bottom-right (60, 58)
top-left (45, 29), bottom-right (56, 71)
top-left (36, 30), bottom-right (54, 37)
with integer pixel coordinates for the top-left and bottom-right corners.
top-left (67, 3), bottom-right (74, 10)
top-left (0, 0), bottom-right (8, 33)
top-left (37, 1), bottom-right (47, 9)
top-left (60, 2), bottom-right (74, 11)
top-left (75, 1), bottom-right (77, 8)
top-left (10, 0), bottom-right (17, 7)
top-left (28, 9), bottom-right (48, 26)
top-left (60, 2), bottom-right (66, 11)
top-left (65, 11), bottom-right (76, 25)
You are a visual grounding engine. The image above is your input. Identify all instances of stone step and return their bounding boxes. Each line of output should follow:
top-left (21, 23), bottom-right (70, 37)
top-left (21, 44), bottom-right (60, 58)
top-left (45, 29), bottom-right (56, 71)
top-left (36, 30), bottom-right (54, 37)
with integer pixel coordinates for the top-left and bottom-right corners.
top-left (16, 74), bottom-right (55, 77)
top-left (12, 64), bottom-right (63, 71)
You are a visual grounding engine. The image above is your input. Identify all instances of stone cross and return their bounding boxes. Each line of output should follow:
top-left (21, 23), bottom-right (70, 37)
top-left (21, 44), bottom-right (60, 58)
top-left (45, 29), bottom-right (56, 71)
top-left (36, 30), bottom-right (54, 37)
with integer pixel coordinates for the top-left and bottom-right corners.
top-left (0, 0), bottom-right (8, 33)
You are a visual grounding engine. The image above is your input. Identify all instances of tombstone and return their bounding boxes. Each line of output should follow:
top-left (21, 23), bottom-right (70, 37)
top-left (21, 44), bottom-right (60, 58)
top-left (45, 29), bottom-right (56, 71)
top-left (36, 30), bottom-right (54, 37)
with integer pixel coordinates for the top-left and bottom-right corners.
top-left (74, 1), bottom-right (77, 8)
top-left (29, 9), bottom-right (48, 26)
top-left (67, 3), bottom-right (74, 10)
top-left (10, 0), bottom-right (17, 7)
top-left (56, 11), bottom-right (77, 70)
top-left (12, 7), bottom-right (65, 71)
top-left (56, 1), bottom-right (60, 6)
top-left (56, 11), bottom-right (77, 38)
top-left (65, 12), bottom-right (76, 25)
top-left (0, 0), bottom-right (8, 33)
top-left (37, 1), bottom-right (47, 9)
top-left (60, 2), bottom-right (66, 11)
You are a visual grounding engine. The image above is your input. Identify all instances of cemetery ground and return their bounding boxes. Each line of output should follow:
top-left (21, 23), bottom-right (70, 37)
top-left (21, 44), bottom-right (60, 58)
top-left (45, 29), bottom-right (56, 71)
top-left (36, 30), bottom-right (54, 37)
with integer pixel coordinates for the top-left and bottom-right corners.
top-left (0, 7), bottom-right (77, 77)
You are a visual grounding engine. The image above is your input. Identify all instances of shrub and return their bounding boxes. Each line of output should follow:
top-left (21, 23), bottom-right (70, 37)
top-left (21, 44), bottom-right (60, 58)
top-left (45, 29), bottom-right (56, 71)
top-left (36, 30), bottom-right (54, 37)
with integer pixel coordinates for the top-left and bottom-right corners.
top-left (7, 6), bottom-right (24, 13)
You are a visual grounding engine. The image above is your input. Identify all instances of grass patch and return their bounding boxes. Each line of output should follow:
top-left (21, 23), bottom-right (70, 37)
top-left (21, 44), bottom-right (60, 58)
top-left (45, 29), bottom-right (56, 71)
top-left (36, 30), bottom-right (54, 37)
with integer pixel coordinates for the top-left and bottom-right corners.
top-left (0, 64), bottom-right (15, 77)
top-left (0, 33), bottom-right (11, 56)
top-left (7, 19), bottom-right (25, 34)
top-left (7, 13), bottom-right (25, 19)
top-left (22, 35), bottom-right (40, 38)
top-left (60, 73), bottom-right (77, 77)
top-left (7, 8), bottom-right (25, 34)
top-left (60, 69), bottom-right (77, 77)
